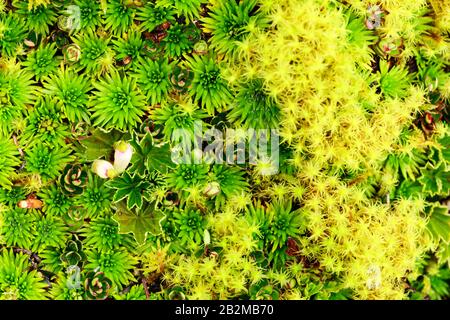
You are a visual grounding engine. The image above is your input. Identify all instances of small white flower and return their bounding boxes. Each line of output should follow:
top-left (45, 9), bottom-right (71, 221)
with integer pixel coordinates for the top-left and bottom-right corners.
top-left (92, 160), bottom-right (117, 179)
top-left (113, 141), bottom-right (133, 173)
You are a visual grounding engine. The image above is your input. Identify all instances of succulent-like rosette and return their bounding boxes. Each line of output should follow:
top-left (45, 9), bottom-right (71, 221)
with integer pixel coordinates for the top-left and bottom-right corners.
top-left (173, 208), bottom-right (206, 246)
top-left (74, 0), bottom-right (102, 31)
top-left (104, 0), bottom-right (135, 35)
top-left (84, 271), bottom-right (113, 300)
top-left (39, 184), bottom-right (73, 216)
top-left (60, 164), bottom-right (88, 196)
top-left (136, 2), bottom-right (175, 32)
top-left (156, 0), bottom-right (205, 22)
top-left (59, 236), bottom-right (87, 267)
top-left (0, 208), bottom-right (35, 249)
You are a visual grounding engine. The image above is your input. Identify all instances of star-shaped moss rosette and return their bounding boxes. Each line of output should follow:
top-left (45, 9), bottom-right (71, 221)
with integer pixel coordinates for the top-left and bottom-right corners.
top-left (89, 72), bottom-right (147, 131)
top-left (113, 200), bottom-right (166, 245)
top-left (0, 250), bottom-right (47, 300)
top-left (0, 138), bottom-right (21, 189)
top-left (202, 0), bottom-right (269, 57)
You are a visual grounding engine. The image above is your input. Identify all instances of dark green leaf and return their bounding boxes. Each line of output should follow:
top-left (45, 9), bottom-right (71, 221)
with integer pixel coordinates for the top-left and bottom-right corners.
top-left (146, 143), bottom-right (175, 173)
top-left (419, 162), bottom-right (450, 196)
top-left (106, 172), bottom-right (149, 209)
top-left (113, 201), bottom-right (165, 245)
top-left (426, 205), bottom-right (450, 243)
top-left (80, 129), bottom-right (129, 161)
top-left (129, 133), bottom-right (175, 175)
